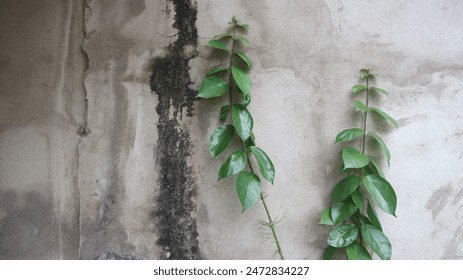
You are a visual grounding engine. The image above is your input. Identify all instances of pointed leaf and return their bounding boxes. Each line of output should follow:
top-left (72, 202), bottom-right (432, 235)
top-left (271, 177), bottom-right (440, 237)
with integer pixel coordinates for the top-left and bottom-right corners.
top-left (245, 132), bottom-right (256, 148)
top-left (361, 224), bottom-right (392, 260)
top-left (335, 128), bottom-right (365, 143)
top-left (198, 76), bottom-right (229, 98)
top-left (355, 100), bottom-right (370, 112)
top-left (213, 33), bottom-right (232, 40)
top-left (209, 124), bottom-right (234, 158)
top-left (332, 175), bottom-right (361, 202)
top-left (236, 171), bottom-right (261, 211)
top-left (218, 150), bottom-right (247, 180)
top-left (248, 146), bottom-right (275, 184)
top-left (354, 214), bottom-right (372, 226)
top-left (331, 201), bottom-right (357, 224)
top-left (368, 156), bottom-right (385, 178)
top-left (367, 202), bottom-right (383, 231)
top-left (370, 86), bottom-right (389, 97)
top-left (346, 241), bottom-right (372, 260)
top-left (369, 132), bottom-right (391, 167)
top-left (327, 224), bottom-right (359, 248)
top-left (231, 65), bottom-right (252, 96)
top-left (206, 67), bottom-right (229, 76)
top-left (360, 69), bottom-right (370, 79)
top-left (234, 35), bottom-right (250, 45)
top-left (235, 50), bottom-right (253, 68)
top-left (370, 107), bottom-right (398, 128)
top-left (352, 85), bottom-right (367, 94)
top-left (219, 105), bottom-right (230, 122)
top-left (323, 246), bottom-right (337, 260)
top-left (237, 23), bottom-right (249, 30)
top-left (342, 147), bottom-right (369, 169)
top-left (350, 190), bottom-right (365, 210)
top-left (208, 39), bottom-right (231, 51)
top-left (231, 104), bottom-right (253, 141)
top-left (362, 174), bottom-right (397, 216)
top-left (320, 207), bottom-right (334, 225)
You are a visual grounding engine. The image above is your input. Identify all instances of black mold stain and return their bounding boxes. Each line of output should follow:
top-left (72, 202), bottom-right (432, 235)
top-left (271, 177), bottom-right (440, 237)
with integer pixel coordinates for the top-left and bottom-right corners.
top-left (149, 0), bottom-right (199, 260)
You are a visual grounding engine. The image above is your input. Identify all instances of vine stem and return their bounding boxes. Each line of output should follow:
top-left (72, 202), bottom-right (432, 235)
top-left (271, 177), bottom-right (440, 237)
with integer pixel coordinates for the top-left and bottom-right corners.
top-left (227, 23), bottom-right (285, 260)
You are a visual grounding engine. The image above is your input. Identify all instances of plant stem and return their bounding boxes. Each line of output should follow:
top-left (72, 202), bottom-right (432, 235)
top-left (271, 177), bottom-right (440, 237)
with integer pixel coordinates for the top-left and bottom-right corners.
top-left (227, 24), bottom-right (285, 260)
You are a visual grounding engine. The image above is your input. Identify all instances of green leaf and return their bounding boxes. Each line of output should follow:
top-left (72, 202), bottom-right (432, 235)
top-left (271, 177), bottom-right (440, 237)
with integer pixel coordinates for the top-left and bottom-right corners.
top-left (361, 224), bottom-right (392, 260)
top-left (209, 124), bottom-right (234, 158)
top-left (323, 246), bottom-right (337, 260)
top-left (346, 241), bottom-right (372, 260)
top-left (243, 93), bottom-right (251, 106)
top-left (327, 224), bottom-right (359, 248)
top-left (354, 100), bottom-right (370, 112)
top-left (237, 23), bottom-right (249, 30)
top-left (331, 201), bottom-right (357, 224)
top-left (350, 190), bottom-right (365, 210)
top-left (367, 202), bottom-right (383, 231)
top-left (245, 132), bottom-right (256, 148)
top-left (370, 107), bottom-right (398, 128)
top-left (213, 33), bottom-right (232, 40)
top-left (335, 128), bottom-right (365, 143)
top-left (208, 39), bottom-right (231, 51)
top-left (342, 146), bottom-right (369, 169)
top-left (362, 174), bottom-right (397, 216)
top-left (234, 35), bottom-right (250, 45)
top-left (218, 150), bottom-right (248, 180)
top-left (235, 50), bottom-right (253, 69)
top-left (370, 86), bottom-right (389, 97)
top-left (332, 175), bottom-right (361, 202)
top-left (198, 76), bottom-right (229, 98)
top-left (206, 67), bottom-right (229, 76)
top-left (231, 66), bottom-right (252, 96)
top-left (368, 156), bottom-right (385, 178)
top-left (352, 85), bottom-right (367, 94)
top-left (248, 146), bottom-right (275, 184)
top-left (219, 105), bottom-right (230, 122)
top-left (354, 214), bottom-right (372, 226)
top-left (236, 171), bottom-right (261, 211)
top-left (320, 207), bottom-right (334, 225)
top-left (369, 132), bottom-right (391, 167)
top-left (231, 104), bottom-right (253, 141)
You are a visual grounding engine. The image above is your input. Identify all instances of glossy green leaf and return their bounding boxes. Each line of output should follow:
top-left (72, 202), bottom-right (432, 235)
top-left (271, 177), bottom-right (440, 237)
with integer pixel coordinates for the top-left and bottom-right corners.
top-left (243, 93), bottom-right (251, 106)
top-left (198, 76), bottom-right (229, 98)
top-left (213, 33), bottom-right (232, 40)
top-left (234, 35), bottom-right (250, 45)
top-left (323, 246), bottom-right (337, 260)
top-left (231, 66), bottom-right (252, 96)
top-left (236, 171), bottom-right (261, 211)
top-left (370, 86), bottom-right (389, 97)
top-left (362, 174), bottom-right (397, 216)
top-left (332, 175), bottom-right (361, 202)
top-left (342, 146), bottom-right (369, 169)
top-left (206, 67), bottom-right (229, 76)
top-left (320, 207), bottom-right (334, 225)
top-left (346, 241), bottom-right (372, 260)
top-left (232, 104), bottom-right (253, 141)
top-left (209, 124), bottom-right (234, 158)
top-left (355, 100), bottom-right (370, 112)
top-left (327, 224), bottom-right (359, 248)
top-left (367, 202), bottom-right (383, 231)
top-left (248, 146), bottom-right (275, 184)
top-left (218, 150), bottom-right (247, 180)
top-left (245, 132), bottom-right (256, 148)
top-left (219, 105), bottom-right (230, 122)
top-left (208, 39), bottom-right (231, 51)
top-left (370, 107), bottom-right (398, 128)
top-left (361, 224), bottom-right (392, 260)
top-left (331, 201), bottom-right (357, 224)
top-left (354, 214), bottom-right (372, 226)
top-left (350, 189), bottom-right (365, 210)
top-left (235, 50), bottom-right (253, 69)
top-left (368, 156), bottom-right (385, 178)
top-left (369, 132), bottom-right (391, 167)
top-left (352, 85), bottom-right (367, 94)
top-left (335, 128), bottom-right (365, 143)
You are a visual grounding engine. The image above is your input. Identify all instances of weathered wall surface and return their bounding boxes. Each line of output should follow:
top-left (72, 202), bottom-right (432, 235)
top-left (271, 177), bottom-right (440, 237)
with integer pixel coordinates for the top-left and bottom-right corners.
top-left (0, 0), bottom-right (462, 259)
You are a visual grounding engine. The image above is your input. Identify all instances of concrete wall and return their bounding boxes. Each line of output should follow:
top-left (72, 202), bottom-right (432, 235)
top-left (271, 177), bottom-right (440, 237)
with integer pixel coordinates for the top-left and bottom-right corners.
top-left (0, 0), bottom-right (462, 259)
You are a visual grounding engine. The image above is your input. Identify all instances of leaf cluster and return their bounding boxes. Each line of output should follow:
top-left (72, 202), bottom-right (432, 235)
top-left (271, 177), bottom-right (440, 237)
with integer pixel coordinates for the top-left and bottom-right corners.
top-left (321, 69), bottom-right (398, 260)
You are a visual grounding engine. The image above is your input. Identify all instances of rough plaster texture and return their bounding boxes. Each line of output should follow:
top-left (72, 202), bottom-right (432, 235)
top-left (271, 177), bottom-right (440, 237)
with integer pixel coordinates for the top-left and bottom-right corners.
top-left (0, 0), bottom-right (462, 259)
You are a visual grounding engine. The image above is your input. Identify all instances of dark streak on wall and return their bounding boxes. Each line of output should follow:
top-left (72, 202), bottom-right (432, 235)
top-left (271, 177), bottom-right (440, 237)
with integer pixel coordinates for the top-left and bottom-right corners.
top-left (150, 0), bottom-right (199, 260)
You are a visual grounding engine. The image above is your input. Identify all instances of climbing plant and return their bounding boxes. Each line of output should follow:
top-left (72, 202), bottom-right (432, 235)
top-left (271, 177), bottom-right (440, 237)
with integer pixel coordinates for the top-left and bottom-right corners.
top-left (198, 16), bottom-right (285, 260)
top-left (320, 69), bottom-right (398, 260)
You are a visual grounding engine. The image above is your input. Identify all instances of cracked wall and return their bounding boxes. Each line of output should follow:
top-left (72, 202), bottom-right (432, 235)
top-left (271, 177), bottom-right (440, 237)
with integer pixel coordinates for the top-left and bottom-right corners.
top-left (1, 0), bottom-right (462, 259)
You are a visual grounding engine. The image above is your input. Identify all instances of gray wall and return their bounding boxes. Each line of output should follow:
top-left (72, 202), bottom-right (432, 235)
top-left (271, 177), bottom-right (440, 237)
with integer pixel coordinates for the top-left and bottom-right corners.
top-left (0, 0), bottom-right (462, 259)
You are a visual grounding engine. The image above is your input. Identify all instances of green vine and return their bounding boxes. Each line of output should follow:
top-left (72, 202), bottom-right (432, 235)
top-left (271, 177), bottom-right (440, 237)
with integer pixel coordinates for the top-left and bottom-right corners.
top-left (321, 69), bottom-right (398, 260)
top-left (198, 16), bottom-right (285, 260)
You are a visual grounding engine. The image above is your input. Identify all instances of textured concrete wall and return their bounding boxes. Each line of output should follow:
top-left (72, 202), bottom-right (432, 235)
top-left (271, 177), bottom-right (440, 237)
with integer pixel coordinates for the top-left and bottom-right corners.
top-left (0, 0), bottom-right (462, 259)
